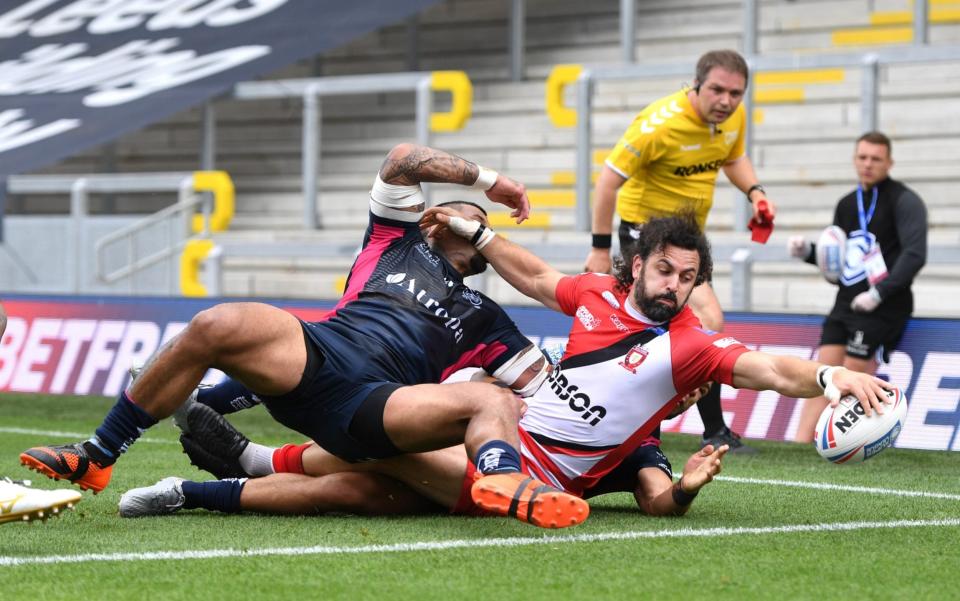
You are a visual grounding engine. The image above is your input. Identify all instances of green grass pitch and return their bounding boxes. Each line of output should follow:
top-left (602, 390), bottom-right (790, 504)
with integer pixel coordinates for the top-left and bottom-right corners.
top-left (1, 392), bottom-right (959, 600)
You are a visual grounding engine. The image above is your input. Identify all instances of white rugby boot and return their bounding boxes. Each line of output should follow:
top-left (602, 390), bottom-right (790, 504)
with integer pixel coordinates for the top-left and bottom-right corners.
top-left (118, 477), bottom-right (185, 518)
top-left (0, 477), bottom-right (82, 524)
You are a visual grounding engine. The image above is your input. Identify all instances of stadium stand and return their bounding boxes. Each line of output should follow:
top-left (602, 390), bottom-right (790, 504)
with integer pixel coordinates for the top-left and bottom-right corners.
top-left (7, 0), bottom-right (960, 315)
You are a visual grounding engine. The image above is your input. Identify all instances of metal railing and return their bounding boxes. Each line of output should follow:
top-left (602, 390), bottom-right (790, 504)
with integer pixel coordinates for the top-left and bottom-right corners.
top-left (544, 44), bottom-right (960, 232)
top-left (510, 0), bottom-right (932, 74)
top-left (198, 239), bottom-right (960, 312)
top-left (6, 172), bottom-right (232, 295)
top-left (200, 70), bottom-right (472, 229)
top-left (94, 193), bottom-right (207, 289)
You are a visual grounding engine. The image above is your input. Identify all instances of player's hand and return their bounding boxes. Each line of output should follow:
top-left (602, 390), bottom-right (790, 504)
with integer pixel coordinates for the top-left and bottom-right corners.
top-left (420, 206), bottom-right (464, 237)
top-left (667, 382), bottom-right (712, 419)
top-left (826, 367), bottom-right (893, 417)
top-left (787, 235), bottom-right (811, 259)
top-left (679, 443), bottom-right (728, 493)
top-left (583, 248), bottom-right (612, 274)
top-left (850, 287), bottom-right (882, 313)
top-left (485, 174), bottom-right (530, 223)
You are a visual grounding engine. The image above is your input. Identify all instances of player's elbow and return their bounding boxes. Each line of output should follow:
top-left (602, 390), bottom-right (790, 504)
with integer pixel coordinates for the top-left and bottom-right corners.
top-left (386, 142), bottom-right (419, 161)
top-left (380, 143), bottom-right (422, 177)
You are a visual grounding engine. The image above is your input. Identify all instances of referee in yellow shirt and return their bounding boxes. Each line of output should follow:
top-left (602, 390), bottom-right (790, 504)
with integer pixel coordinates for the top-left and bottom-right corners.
top-left (584, 50), bottom-right (776, 453)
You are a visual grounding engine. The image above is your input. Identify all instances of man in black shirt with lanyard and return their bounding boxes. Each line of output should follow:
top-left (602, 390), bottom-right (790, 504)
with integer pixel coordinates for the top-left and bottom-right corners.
top-left (788, 131), bottom-right (927, 442)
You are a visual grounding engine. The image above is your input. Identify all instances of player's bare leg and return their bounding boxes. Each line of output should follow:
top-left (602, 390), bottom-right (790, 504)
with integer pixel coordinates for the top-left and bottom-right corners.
top-left (21, 303), bottom-right (307, 492)
top-left (380, 383), bottom-right (589, 528)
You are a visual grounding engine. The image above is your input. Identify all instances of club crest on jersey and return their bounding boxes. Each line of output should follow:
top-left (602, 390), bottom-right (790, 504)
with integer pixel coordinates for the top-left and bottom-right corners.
top-left (576, 306), bottom-right (601, 331)
top-left (461, 289), bottom-right (483, 308)
top-left (618, 344), bottom-right (649, 373)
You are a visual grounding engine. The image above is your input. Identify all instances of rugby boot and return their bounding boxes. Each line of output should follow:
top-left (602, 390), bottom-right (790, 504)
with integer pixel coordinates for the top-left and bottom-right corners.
top-left (701, 427), bottom-right (758, 455)
top-left (118, 477), bottom-right (185, 518)
top-left (471, 472), bottom-right (589, 529)
top-left (20, 442), bottom-right (113, 493)
top-left (0, 477), bottom-right (82, 524)
top-left (179, 403), bottom-right (249, 479)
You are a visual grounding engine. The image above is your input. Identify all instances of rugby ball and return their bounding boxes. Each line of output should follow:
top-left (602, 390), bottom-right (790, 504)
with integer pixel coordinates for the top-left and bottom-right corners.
top-left (815, 225), bottom-right (847, 284)
top-left (814, 387), bottom-right (908, 464)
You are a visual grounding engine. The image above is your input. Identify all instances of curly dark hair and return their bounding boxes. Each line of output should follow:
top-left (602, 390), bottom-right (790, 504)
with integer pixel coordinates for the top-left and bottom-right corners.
top-left (612, 214), bottom-right (712, 292)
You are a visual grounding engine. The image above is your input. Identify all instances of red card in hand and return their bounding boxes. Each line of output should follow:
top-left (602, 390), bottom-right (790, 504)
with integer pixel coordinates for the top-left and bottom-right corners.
top-left (748, 200), bottom-right (774, 244)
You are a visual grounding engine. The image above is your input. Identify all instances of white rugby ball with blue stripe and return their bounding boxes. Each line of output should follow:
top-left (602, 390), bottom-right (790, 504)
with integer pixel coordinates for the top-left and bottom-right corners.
top-left (813, 387), bottom-right (908, 464)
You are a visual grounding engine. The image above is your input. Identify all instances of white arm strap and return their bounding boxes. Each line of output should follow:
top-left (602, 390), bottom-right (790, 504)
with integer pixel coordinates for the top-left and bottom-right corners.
top-left (816, 365), bottom-right (843, 403)
top-left (493, 346), bottom-right (549, 397)
top-left (369, 175), bottom-right (425, 223)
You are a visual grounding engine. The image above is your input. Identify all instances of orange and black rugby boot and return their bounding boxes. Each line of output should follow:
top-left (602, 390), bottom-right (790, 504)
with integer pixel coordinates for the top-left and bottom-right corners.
top-left (471, 472), bottom-right (589, 529)
top-left (20, 442), bottom-right (113, 494)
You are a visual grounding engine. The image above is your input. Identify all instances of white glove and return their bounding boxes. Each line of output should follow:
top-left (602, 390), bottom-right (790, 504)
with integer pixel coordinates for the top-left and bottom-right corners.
top-left (445, 215), bottom-right (496, 250)
top-left (787, 235), bottom-right (811, 259)
top-left (850, 287), bottom-right (882, 313)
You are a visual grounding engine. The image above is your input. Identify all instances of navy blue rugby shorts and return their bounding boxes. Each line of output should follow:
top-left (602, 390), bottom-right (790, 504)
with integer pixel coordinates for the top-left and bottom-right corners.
top-left (258, 320), bottom-right (403, 463)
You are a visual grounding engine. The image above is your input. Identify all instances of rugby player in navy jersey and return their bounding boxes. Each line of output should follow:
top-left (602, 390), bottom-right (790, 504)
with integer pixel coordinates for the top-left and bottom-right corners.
top-left (20, 143), bottom-right (590, 529)
top-left (120, 214), bottom-right (893, 522)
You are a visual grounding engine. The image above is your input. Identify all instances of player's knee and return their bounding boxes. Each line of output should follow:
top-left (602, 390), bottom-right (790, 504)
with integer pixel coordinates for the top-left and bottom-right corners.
top-left (481, 385), bottom-right (522, 420)
top-left (183, 305), bottom-right (240, 353)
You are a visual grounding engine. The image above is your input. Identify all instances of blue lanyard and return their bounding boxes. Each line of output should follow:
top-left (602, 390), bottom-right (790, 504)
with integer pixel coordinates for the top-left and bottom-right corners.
top-left (856, 185), bottom-right (878, 232)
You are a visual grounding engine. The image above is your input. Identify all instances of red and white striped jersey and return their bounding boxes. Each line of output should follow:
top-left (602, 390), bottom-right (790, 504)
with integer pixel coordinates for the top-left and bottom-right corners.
top-left (517, 273), bottom-right (749, 496)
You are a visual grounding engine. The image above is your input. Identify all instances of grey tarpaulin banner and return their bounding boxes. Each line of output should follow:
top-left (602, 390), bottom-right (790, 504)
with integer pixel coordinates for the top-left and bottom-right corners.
top-left (0, 0), bottom-right (442, 180)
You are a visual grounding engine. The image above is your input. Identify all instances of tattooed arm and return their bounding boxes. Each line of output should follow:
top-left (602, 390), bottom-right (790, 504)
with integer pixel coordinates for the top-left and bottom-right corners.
top-left (379, 143), bottom-right (478, 186)
top-left (378, 143), bottom-right (530, 222)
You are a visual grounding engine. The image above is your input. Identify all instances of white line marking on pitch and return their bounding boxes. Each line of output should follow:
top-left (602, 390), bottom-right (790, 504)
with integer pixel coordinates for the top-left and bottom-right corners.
top-left (2, 518), bottom-right (958, 567)
top-left (0, 427), bottom-right (175, 445)
top-left (715, 476), bottom-right (960, 501)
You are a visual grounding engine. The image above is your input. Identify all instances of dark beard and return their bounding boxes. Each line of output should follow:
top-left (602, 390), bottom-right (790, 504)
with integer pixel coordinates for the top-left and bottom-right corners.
top-left (634, 271), bottom-right (681, 322)
top-left (467, 253), bottom-right (488, 276)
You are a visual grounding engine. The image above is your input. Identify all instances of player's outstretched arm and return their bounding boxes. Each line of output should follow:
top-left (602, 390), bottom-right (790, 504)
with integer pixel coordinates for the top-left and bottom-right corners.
top-left (421, 206), bottom-right (564, 311)
top-left (730, 352), bottom-right (892, 416)
top-left (379, 143), bottom-right (529, 222)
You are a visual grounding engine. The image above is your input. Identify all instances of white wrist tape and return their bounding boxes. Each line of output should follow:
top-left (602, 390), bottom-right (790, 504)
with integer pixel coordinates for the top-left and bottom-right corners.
top-left (493, 346), bottom-right (549, 397)
top-left (816, 365), bottom-right (842, 403)
top-left (472, 166), bottom-right (499, 191)
top-left (447, 215), bottom-right (496, 250)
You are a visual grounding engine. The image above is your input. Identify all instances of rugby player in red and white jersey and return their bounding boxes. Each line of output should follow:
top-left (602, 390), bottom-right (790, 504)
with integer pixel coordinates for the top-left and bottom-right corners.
top-left (120, 212), bottom-right (893, 522)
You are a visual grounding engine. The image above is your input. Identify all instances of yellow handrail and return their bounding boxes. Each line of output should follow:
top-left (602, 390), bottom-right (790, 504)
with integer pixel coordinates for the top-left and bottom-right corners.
top-left (180, 238), bottom-right (215, 297)
top-left (430, 71), bottom-right (472, 131)
top-left (545, 64), bottom-right (583, 128)
top-left (191, 170), bottom-right (234, 233)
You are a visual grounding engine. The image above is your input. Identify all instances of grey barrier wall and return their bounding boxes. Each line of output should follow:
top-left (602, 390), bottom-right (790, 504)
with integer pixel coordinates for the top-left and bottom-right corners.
top-left (0, 215), bottom-right (172, 295)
